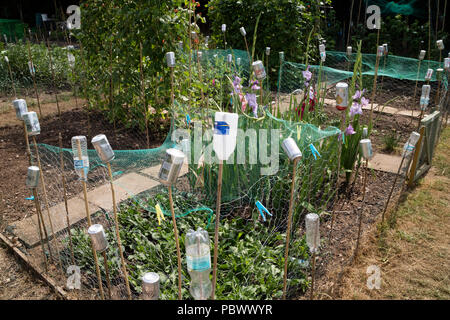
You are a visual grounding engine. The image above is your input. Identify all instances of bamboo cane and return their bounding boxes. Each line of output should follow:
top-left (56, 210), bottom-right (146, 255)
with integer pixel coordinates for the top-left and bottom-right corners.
top-left (354, 159), bottom-right (368, 258)
top-left (139, 42), bottom-right (150, 149)
top-left (282, 157), bottom-right (299, 300)
top-left (5, 58), bottom-right (17, 98)
top-left (212, 160), bottom-right (224, 300)
top-left (26, 38), bottom-right (42, 118)
top-left (106, 162), bottom-right (132, 300)
top-left (46, 38), bottom-right (61, 117)
top-left (168, 186), bottom-right (183, 300)
top-left (76, 139), bottom-right (104, 300)
top-left (32, 188), bottom-right (48, 272)
top-left (310, 251), bottom-right (316, 300)
top-left (58, 133), bottom-right (75, 265)
top-left (102, 251), bottom-right (112, 300)
top-left (32, 136), bottom-right (55, 261)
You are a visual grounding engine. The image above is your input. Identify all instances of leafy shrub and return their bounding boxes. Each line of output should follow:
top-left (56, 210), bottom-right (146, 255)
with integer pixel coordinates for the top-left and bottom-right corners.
top-left (207, 0), bottom-right (330, 88)
top-left (70, 190), bottom-right (310, 299)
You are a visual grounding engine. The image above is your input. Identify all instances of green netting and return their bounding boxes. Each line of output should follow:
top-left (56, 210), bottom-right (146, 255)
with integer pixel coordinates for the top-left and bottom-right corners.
top-left (0, 19), bottom-right (26, 41)
top-left (278, 50), bottom-right (448, 94)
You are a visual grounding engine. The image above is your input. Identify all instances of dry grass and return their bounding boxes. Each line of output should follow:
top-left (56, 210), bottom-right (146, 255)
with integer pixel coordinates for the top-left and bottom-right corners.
top-left (334, 127), bottom-right (450, 300)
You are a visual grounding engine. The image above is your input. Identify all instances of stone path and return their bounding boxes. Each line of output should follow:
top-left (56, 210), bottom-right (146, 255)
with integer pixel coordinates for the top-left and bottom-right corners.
top-left (10, 164), bottom-right (187, 248)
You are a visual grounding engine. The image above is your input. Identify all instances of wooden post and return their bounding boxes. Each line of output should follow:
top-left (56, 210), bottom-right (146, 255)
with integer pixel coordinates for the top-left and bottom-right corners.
top-left (408, 126), bottom-right (425, 187)
top-left (76, 139), bottom-right (105, 300)
top-left (106, 162), bottom-right (132, 300)
top-left (32, 188), bottom-right (48, 272)
top-left (58, 133), bottom-right (75, 265)
top-left (282, 158), bottom-right (298, 300)
top-left (211, 160), bottom-right (224, 300)
top-left (168, 187), bottom-right (183, 300)
top-left (23, 122), bottom-right (32, 166)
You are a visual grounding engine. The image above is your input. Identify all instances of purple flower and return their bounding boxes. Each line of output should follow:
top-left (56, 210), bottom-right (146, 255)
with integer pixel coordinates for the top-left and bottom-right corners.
top-left (246, 93), bottom-right (258, 117)
top-left (361, 96), bottom-right (369, 107)
top-left (345, 124), bottom-right (356, 136)
top-left (302, 67), bottom-right (312, 82)
top-left (251, 80), bottom-right (260, 90)
top-left (349, 102), bottom-right (363, 117)
top-left (352, 90), bottom-right (362, 100)
top-left (232, 76), bottom-right (242, 94)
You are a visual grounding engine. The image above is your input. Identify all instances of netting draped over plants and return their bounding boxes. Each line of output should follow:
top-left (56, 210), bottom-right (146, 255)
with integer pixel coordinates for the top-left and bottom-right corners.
top-left (279, 50), bottom-right (448, 93)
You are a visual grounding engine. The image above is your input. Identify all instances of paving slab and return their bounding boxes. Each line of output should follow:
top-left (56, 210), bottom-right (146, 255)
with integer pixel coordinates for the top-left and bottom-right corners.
top-left (368, 153), bottom-right (403, 174)
top-left (89, 172), bottom-right (159, 210)
top-left (10, 195), bottom-right (100, 248)
top-left (10, 172), bottom-right (160, 248)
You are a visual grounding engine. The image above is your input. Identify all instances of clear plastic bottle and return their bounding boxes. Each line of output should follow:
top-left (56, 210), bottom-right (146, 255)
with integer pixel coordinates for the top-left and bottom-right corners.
top-left (185, 228), bottom-right (212, 300)
top-left (400, 132), bottom-right (421, 175)
top-left (71, 136), bottom-right (89, 180)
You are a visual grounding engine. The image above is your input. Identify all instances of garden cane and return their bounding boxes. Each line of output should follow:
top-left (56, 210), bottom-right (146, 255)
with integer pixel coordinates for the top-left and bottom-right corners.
top-left (4, 55), bottom-right (17, 98)
top-left (158, 148), bottom-right (186, 300)
top-left (355, 139), bottom-right (373, 259)
top-left (88, 224), bottom-right (112, 299)
top-left (329, 83), bottom-right (349, 242)
top-left (26, 166), bottom-right (49, 272)
top-left (211, 112), bottom-right (239, 300)
top-left (381, 132), bottom-right (420, 224)
top-left (72, 136), bottom-right (105, 300)
top-left (12, 100), bottom-right (32, 166)
top-left (58, 133), bottom-right (75, 266)
top-left (25, 30), bottom-right (42, 118)
top-left (140, 42), bottom-right (150, 149)
top-left (281, 138), bottom-right (302, 299)
top-left (305, 213), bottom-right (320, 300)
top-left (92, 134), bottom-right (132, 300)
top-left (46, 38), bottom-right (61, 117)
top-left (369, 45), bottom-right (384, 124)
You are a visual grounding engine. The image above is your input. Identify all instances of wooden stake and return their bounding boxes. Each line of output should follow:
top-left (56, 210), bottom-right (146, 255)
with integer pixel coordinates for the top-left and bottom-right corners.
top-left (23, 122), bottom-right (32, 166)
top-left (26, 39), bottom-right (42, 118)
top-left (369, 51), bottom-right (381, 125)
top-left (46, 39), bottom-right (61, 117)
top-left (212, 160), bottom-right (224, 300)
top-left (107, 162), bottom-right (132, 300)
top-left (354, 159), bottom-right (368, 258)
top-left (168, 186), bottom-right (183, 300)
top-left (58, 133), bottom-right (75, 265)
top-left (5, 58), bottom-right (17, 98)
top-left (310, 251), bottom-right (316, 300)
top-left (381, 152), bottom-right (407, 224)
top-left (32, 188), bottom-right (48, 272)
top-left (139, 42), bottom-right (150, 150)
top-left (32, 136), bottom-right (55, 261)
top-left (412, 59), bottom-right (422, 114)
top-left (76, 139), bottom-right (105, 300)
top-left (282, 158), bottom-right (298, 300)
top-left (102, 251), bottom-right (112, 300)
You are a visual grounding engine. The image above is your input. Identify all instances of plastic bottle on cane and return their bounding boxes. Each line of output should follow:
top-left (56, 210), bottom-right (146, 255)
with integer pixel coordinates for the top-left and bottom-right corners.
top-left (186, 228), bottom-right (212, 300)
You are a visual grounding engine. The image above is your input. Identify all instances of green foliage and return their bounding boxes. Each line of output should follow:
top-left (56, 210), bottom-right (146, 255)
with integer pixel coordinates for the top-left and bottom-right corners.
top-left (77, 0), bottom-right (193, 131)
top-left (340, 41), bottom-right (370, 183)
top-left (0, 43), bottom-right (74, 93)
top-left (70, 190), bottom-right (310, 299)
top-left (383, 131), bottom-right (399, 153)
top-left (207, 0), bottom-right (330, 88)
top-left (350, 15), bottom-right (449, 60)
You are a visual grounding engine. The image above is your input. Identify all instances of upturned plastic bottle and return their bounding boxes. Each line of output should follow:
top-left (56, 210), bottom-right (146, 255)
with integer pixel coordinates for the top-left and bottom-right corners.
top-left (185, 228), bottom-right (212, 300)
